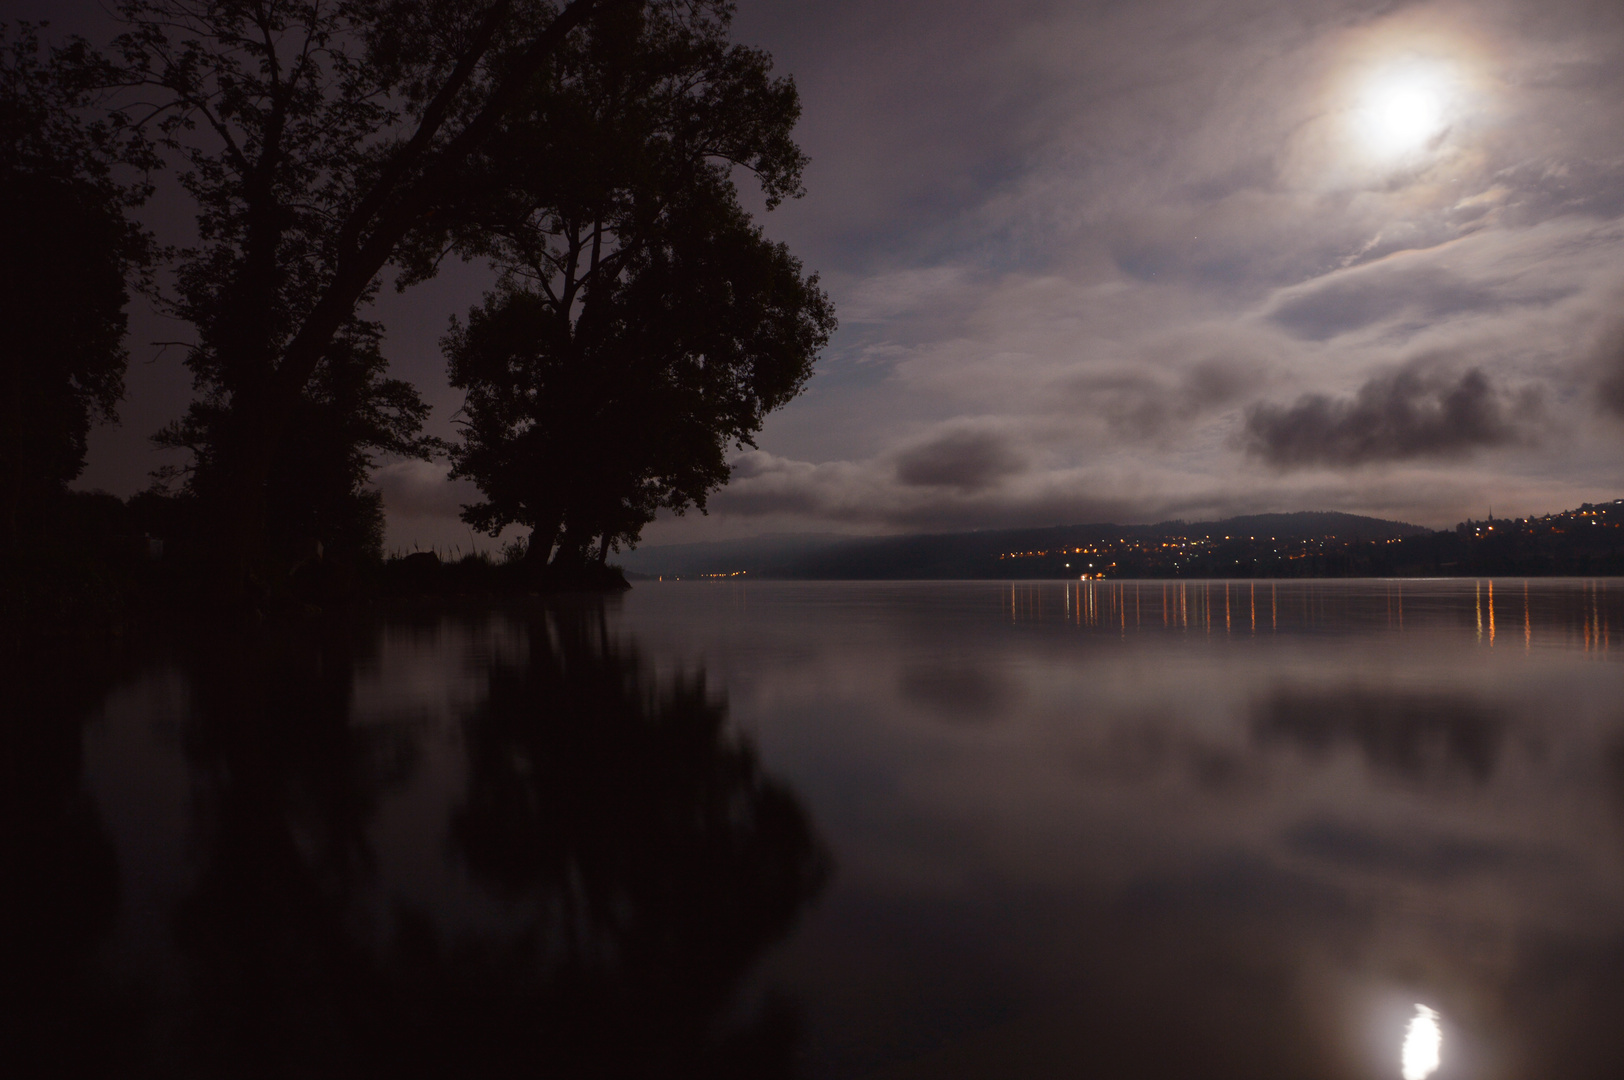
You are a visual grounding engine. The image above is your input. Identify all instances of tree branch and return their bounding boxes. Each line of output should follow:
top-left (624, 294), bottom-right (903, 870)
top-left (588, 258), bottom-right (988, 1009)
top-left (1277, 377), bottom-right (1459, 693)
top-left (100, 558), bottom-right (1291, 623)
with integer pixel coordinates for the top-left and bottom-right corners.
top-left (268, 0), bottom-right (623, 421)
top-left (336, 0), bottom-right (515, 258)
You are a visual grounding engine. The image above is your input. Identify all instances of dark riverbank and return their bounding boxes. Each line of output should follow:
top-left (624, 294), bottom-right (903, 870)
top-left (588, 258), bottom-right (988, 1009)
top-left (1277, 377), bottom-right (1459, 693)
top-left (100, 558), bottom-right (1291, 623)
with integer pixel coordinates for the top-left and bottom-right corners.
top-left (0, 492), bottom-right (630, 642)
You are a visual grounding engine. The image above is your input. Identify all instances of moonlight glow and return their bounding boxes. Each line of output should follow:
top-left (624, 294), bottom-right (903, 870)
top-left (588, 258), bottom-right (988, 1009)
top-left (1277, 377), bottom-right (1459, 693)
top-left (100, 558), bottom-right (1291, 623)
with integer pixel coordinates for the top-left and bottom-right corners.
top-left (1351, 58), bottom-right (1461, 160)
top-left (1401, 1004), bottom-right (1443, 1080)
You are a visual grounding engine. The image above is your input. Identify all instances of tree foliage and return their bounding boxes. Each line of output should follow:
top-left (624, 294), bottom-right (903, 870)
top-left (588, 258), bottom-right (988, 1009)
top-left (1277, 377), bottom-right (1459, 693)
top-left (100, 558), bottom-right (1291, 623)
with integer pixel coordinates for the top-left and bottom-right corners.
top-left (99, 0), bottom-right (615, 579)
top-left (429, 0), bottom-right (835, 567)
top-left (0, 24), bottom-right (151, 549)
top-left (156, 320), bottom-right (434, 560)
top-left (12, 0), bottom-right (830, 590)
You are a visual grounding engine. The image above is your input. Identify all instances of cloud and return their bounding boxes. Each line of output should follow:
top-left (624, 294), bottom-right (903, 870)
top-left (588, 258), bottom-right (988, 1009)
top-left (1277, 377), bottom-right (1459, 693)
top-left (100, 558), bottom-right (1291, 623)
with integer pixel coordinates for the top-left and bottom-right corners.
top-left (1267, 253), bottom-right (1581, 342)
top-left (1603, 368), bottom-right (1624, 419)
top-left (686, 441), bottom-right (1611, 538)
top-left (712, 448), bottom-right (1143, 531)
top-left (894, 428), bottom-right (1027, 491)
top-left (836, 265), bottom-right (975, 325)
top-left (1488, 158), bottom-right (1624, 228)
top-left (671, 0), bottom-right (1624, 542)
top-left (1271, 267), bottom-right (1520, 341)
top-left (1062, 354), bottom-right (1265, 440)
top-left (1595, 325), bottom-right (1624, 419)
top-left (371, 460), bottom-right (478, 519)
top-left (1243, 364), bottom-right (1542, 468)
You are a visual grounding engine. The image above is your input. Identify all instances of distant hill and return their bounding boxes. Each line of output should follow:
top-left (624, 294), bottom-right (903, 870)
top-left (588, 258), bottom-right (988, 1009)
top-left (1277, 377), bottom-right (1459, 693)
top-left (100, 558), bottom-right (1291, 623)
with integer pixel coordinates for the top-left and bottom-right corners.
top-left (617, 511), bottom-right (1430, 580)
top-left (619, 500), bottom-right (1624, 580)
top-left (1163, 511), bottom-right (1430, 543)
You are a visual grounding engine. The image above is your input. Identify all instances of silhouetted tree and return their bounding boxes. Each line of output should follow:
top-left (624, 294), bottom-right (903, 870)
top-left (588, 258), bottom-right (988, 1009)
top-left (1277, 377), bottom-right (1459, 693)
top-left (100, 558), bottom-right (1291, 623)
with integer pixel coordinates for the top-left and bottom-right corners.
top-left (0, 25), bottom-right (150, 550)
top-left (155, 317), bottom-right (436, 564)
top-left (423, 602), bottom-right (830, 1076)
top-left (95, 0), bottom-right (625, 589)
top-left (0, 637), bottom-right (136, 1071)
top-left (426, 1), bottom-right (834, 572)
top-left (170, 620), bottom-right (416, 1076)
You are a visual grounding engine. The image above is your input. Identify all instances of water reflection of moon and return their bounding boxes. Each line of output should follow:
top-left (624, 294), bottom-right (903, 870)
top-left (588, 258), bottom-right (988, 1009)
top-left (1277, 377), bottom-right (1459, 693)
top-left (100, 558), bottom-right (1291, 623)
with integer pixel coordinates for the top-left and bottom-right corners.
top-left (1401, 1004), bottom-right (1442, 1080)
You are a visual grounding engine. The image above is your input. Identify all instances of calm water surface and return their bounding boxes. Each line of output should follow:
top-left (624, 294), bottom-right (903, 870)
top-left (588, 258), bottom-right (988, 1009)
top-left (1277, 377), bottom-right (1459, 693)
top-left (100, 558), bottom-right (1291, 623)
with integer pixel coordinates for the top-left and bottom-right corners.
top-left (7, 579), bottom-right (1623, 1078)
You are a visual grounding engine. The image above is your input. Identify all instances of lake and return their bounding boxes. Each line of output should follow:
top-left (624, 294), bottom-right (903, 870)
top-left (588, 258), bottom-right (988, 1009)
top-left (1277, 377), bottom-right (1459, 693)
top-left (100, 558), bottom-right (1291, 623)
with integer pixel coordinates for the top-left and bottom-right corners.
top-left (7, 579), bottom-right (1623, 1078)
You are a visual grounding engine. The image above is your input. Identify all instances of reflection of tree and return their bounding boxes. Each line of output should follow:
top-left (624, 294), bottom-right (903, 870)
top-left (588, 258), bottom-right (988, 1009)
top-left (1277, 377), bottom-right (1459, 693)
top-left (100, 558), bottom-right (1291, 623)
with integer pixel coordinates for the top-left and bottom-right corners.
top-left (0, 644), bottom-right (129, 1071)
top-left (171, 622), bottom-right (416, 1076)
top-left (161, 605), bottom-right (825, 1077)
top-left (427, 603), bottom-right (831, 1077)
top-left (1253, 687), bottom-right (1505, 781)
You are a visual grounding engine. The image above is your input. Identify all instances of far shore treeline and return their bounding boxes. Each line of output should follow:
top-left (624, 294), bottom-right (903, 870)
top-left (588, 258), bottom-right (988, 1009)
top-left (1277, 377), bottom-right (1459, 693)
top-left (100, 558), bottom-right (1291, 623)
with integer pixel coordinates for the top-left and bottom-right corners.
top-left (1, 0), bottom-right (832, 627)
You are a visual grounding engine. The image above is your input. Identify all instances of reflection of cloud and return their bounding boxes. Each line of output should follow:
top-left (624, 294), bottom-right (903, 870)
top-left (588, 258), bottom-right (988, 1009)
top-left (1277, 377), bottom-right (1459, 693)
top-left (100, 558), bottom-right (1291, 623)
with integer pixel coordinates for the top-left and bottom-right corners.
top-left (1244, 365), bottom-right (1540, 468)
top-left (620, 578), bottom-right (1624, 1074)
top-left (1253, 686), bottom-right (1506, 781)
top-left (1285, 818), bottom-right (1523, 881)
top-left (898, 661), bottom-right (1016, 723)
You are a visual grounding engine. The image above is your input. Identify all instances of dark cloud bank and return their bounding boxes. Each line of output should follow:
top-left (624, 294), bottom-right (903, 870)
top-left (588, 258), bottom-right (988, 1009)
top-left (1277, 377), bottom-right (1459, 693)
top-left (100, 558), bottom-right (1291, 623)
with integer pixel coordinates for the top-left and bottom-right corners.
top-left (894, 429), bottom-right (1027, 491)
top-left (1244, 365), bottom-right (1541, 468)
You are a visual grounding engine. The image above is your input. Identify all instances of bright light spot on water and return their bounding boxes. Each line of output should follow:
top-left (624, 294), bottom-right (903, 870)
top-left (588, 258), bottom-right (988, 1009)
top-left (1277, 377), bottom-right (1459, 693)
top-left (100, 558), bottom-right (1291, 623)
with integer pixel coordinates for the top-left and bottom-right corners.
top-left (1402, 1004), bottom-right (1442, 1080)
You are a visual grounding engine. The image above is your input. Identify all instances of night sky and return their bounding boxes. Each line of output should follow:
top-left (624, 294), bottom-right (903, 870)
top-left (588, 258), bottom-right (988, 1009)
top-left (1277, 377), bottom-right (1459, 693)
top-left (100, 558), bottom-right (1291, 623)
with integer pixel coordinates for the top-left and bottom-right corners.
top-left (26, 0), bottom-right (1624, 550)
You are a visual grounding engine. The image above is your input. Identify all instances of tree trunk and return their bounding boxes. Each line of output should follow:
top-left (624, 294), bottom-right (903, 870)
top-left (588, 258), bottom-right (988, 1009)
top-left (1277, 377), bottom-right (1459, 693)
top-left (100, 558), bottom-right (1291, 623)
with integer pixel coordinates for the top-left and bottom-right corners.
top-left (523, 521), bottom-right (559, 571)
top-left (551, 533), bottom-right (588, 571)
top-left (206, 405), bottom-right (278, 604)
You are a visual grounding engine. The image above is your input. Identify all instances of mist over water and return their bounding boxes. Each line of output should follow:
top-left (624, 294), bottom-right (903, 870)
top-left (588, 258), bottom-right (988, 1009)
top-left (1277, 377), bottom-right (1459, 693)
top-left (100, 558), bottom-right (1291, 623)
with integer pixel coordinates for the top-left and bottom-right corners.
top-left (6, 579), bottom-right (1623, 1077)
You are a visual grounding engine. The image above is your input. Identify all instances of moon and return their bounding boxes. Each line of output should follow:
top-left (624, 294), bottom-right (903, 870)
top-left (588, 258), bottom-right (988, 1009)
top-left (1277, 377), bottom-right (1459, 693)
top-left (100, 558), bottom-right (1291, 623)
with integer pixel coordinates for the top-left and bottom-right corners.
top-left (1350, 58), bottom-right (1461, 161)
